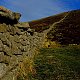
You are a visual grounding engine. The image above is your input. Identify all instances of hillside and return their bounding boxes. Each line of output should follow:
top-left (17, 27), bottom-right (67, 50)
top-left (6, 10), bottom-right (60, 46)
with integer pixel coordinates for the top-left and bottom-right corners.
top-left (47, 9), bottom-right (80, 45)
top-left (29, 12), bottom-right (68, 32)
top-left (29, 9), bottom-right (80, 45)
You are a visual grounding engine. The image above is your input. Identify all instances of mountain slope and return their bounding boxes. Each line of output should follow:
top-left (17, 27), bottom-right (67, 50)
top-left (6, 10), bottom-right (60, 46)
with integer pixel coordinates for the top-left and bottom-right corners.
top-left (29, 12), bottom-right (68, 32)
top-left (47, 9), bottom-right (80, 45)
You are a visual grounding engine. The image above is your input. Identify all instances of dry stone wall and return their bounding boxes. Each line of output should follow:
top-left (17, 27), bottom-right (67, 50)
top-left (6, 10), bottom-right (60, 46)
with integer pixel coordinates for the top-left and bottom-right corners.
top-left (0, 6), bottom-right (55, 80)
top-left (0, 6), bottom-right (47, 80)
top-left (0, 23), bottom-right (46, 80)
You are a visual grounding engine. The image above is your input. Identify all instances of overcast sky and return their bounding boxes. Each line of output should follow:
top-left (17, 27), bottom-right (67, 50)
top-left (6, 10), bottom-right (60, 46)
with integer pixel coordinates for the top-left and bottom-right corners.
top-left (0, 0), bottom-right (80, 22)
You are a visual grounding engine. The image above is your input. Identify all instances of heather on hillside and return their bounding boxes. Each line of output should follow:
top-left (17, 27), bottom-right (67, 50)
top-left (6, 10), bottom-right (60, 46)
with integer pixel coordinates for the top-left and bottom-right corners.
top-left (47, 10), bottom-right (80, 45)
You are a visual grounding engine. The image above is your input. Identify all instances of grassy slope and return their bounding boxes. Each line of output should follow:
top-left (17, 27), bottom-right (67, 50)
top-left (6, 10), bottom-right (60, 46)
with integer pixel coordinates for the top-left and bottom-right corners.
top-left (32, 45), bottom-right (80, 80)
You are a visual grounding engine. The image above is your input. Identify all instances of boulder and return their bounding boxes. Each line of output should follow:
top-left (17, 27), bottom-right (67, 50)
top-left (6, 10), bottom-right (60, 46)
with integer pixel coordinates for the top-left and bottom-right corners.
top-left (14, 22), bottom-right (30, 30)
top-left (0, 6), bottom-right (21, 24)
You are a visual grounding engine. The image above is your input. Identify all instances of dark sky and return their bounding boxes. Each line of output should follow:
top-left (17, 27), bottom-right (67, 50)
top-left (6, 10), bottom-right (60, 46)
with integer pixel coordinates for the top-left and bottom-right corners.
top-left (0, 0), bottom-right (80, 22)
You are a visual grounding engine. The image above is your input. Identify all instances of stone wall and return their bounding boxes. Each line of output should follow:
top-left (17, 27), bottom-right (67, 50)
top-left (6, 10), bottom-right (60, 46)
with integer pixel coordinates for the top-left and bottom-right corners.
top-left (0, 6), bottom-right (48, 80)
top-left (0, 23), bottom-right (46, 80)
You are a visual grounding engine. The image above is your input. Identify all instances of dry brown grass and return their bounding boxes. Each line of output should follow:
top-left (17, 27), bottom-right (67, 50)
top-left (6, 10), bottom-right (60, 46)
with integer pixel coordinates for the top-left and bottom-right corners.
top-left (17, 56), bottom-right (36, 80)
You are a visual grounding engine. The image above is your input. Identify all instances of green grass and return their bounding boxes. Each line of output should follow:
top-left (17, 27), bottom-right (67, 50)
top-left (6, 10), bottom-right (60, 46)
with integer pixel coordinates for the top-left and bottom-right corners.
top-left (32, 45), bottom-right (80, 80)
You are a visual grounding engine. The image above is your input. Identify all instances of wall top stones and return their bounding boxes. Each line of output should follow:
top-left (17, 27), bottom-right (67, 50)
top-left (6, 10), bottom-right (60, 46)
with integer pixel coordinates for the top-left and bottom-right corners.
top-left (0, 6), bottom-right (21, 24)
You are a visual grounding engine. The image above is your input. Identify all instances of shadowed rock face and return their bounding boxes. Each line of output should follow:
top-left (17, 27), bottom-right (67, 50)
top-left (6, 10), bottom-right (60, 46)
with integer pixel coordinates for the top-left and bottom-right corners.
top-left (0, 6), bottom-right (21, 24)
